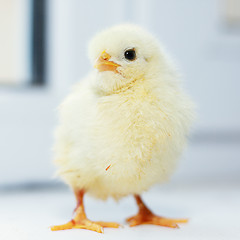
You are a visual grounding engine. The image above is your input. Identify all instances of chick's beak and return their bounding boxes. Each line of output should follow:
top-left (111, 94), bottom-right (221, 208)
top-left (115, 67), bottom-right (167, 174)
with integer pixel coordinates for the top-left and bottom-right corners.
top-left (94, 51), bottom-right (120, 73)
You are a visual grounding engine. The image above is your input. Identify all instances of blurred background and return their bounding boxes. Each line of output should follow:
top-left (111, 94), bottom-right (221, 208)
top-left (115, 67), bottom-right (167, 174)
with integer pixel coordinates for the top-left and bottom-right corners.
top-left (0, 1), bottom-right (240, 239)
top-left (0, 0), bottom-right (239, 187)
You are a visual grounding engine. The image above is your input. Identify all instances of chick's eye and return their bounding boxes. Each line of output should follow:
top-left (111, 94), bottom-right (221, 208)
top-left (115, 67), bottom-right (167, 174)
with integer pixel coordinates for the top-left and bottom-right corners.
top-left (124, 49), bottom-right (136, 61)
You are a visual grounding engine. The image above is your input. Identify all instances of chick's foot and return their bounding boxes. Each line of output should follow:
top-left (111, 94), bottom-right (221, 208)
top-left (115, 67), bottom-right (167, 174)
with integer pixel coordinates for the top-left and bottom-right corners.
top-left (51, 219), bottom-right (119, 233)
top-left (126, 213), bottom-right (187, 228)
top-left (51, 189), bottom-right (120, 233)
top-left (126, 195), bottom-right (188, 228)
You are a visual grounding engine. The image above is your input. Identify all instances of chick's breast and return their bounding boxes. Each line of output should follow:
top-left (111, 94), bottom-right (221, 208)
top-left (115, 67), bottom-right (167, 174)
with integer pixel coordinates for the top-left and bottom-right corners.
top-left (54, 75), bottom-right (193, 200)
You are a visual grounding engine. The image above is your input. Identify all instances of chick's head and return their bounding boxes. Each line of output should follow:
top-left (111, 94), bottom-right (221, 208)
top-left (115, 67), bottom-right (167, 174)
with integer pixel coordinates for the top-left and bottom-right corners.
top-left (89, 24), bottom-right (170, 94)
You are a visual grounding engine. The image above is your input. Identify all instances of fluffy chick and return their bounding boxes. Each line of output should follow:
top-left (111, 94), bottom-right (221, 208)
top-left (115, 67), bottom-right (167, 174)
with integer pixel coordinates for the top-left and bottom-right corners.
top-left (51, 24), bottom-right (194, 233)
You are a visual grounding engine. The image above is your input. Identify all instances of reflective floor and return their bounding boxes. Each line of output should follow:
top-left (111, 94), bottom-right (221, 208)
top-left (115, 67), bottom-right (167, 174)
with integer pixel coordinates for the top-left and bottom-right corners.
top-left (0, 181), bottom-right (239, 240)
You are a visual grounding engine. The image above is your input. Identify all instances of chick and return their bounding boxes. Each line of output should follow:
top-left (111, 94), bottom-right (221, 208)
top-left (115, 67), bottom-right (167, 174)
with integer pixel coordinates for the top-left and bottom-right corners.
top-left (51, 24), bottom-right (194, 233)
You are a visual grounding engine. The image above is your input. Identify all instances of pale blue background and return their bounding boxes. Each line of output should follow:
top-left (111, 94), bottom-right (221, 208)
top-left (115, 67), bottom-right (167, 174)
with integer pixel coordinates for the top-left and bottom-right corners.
top-left (0, 0), bottom-right (239, 185)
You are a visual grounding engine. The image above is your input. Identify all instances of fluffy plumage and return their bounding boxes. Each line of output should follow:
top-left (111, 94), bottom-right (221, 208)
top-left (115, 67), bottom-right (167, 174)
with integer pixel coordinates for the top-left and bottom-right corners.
top-left (54, 24), bottom-right (194, 200)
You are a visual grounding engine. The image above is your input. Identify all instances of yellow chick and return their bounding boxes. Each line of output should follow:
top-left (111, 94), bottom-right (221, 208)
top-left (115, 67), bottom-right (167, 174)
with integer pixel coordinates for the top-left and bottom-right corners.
top-left (51, 24), bottom-right (194, 233)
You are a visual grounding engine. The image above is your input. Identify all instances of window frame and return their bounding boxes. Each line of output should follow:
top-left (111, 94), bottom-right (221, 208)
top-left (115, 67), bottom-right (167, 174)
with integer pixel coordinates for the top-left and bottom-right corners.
top-left (31, 0), bottom-right (46, 86)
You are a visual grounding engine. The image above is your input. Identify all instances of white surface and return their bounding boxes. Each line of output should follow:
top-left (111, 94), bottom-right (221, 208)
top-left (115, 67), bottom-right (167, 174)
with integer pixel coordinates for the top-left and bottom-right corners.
top-left (0, 0), bottom-right (30, 84)
top-left (0, 182), bottom-right (240, 240)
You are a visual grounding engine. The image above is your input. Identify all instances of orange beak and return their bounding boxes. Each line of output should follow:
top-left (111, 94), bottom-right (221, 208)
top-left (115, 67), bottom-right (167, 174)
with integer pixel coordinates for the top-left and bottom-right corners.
top-left (94, 51), bottom-right (120, 73)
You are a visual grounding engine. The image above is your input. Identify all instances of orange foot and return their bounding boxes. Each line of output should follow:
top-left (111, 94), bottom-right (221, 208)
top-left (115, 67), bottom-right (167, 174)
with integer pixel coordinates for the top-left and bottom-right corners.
top-left (126, 213), bottom-right (188, 228)
top-left (126, 195), bottom-right (188, 228)
top-left (51, 219), bottom-right (119, 233)
top-left (51, 189), bottom-right (119, 234)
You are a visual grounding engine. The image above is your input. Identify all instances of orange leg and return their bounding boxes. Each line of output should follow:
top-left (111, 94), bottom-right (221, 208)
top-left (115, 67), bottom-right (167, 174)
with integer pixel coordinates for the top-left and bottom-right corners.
top-left (126, 195), bottom-right (188, 228)
top-left (51, 189), bottom-right (120, 233)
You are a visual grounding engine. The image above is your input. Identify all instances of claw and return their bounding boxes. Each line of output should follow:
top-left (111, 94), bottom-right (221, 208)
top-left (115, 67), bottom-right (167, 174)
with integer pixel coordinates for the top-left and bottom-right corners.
top-left (51, 189), bottom-right (119, 234)
top-left (126, 195), bottom-right (188, 229)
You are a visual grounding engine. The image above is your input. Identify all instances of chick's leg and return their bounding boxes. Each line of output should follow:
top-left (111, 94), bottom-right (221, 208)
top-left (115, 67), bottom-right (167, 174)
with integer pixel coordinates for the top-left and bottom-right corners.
top-left (51, 189), bottom-right (119, 233)
top-left (126, 195), bottom-right (188, 228)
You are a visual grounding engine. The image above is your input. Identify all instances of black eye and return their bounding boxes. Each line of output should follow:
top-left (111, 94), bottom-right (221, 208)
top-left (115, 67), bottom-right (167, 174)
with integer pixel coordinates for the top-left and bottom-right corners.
top-left (124, 49), bottom-right (136, 61)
